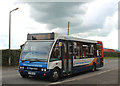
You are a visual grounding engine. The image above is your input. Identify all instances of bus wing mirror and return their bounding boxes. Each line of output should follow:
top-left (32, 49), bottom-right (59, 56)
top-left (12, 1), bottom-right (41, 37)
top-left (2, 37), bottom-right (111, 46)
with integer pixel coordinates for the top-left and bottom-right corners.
top-left (20, 44), bottom-right (25, 49)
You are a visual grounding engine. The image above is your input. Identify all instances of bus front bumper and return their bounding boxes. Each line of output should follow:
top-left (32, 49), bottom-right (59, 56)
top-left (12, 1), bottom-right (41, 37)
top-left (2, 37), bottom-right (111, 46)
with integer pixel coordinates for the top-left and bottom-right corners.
top-left (18, 69), bottom-right (53, 77)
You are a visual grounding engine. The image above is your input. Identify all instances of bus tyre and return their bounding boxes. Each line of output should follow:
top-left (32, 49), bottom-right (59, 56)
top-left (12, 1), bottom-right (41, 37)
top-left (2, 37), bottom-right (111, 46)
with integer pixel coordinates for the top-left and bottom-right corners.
top-left (49, 68), bottom-right (60, 82)
top-left (91, 63), bottom-right (96, 72)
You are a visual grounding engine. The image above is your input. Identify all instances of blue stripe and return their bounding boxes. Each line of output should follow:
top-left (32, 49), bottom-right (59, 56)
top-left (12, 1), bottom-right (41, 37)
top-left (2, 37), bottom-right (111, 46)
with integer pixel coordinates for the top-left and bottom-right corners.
top-left (73, 64), bottom-right (92, 73)
top-left (19, 60), bottom-right (47, 68)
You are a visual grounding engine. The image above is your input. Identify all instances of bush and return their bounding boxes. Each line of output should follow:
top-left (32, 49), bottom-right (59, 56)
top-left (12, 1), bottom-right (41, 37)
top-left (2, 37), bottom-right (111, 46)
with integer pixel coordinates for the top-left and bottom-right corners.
top-left (104, 52), bottom-right (119, 57)
top-left (1, 49), bottom-right (21, 66)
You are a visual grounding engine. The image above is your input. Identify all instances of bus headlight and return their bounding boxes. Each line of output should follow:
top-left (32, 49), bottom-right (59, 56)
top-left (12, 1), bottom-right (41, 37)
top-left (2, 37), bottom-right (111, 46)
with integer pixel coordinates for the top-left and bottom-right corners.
top-left (44, 68), bottom-right (46, 71)
top-left (41, 68), bottom-right (47, 71)
top-left (19, 66), bottom-right (24, 69)
top-left (41, 68), bottom-right (44, 71)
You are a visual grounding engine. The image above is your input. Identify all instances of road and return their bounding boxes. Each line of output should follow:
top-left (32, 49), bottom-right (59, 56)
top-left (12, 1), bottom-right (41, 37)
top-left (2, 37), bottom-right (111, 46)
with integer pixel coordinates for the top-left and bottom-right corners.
top-left (1, 59), bottom-right (119, 85)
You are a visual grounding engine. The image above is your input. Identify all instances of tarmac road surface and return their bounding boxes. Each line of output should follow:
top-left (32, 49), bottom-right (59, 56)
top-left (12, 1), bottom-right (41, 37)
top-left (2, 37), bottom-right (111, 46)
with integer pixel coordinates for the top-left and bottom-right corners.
top-left (1, 59), bottom-right (119, 85)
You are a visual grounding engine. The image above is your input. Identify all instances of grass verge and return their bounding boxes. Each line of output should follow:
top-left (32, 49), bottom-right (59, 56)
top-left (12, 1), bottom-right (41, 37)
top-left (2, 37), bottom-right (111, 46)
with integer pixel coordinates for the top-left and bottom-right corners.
top-left (104, 57), bottom-right (119, 59)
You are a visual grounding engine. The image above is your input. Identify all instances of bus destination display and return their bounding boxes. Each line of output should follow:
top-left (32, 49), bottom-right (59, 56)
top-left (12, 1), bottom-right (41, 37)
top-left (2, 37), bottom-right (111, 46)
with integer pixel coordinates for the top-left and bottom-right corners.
top-left (27, 33), bottom-right (54, 40)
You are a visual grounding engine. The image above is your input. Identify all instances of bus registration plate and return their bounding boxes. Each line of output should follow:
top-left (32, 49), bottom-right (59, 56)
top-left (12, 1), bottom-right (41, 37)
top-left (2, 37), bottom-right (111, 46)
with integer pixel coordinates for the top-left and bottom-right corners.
top-left (28, 72), bottom-right (36, 75)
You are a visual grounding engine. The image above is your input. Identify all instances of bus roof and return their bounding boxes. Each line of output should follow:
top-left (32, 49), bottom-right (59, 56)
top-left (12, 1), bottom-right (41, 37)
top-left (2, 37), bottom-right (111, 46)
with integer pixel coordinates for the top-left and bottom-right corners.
top-left (27, 32), bottom-right (98, 44)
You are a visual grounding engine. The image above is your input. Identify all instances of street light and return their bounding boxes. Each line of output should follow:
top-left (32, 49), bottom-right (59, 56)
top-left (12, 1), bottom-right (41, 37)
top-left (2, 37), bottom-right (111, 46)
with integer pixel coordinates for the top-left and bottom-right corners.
top-left (9, 8), bottom-right (19, 50)
top-left (67, 21), bottom-right (70, 36)
top-left (9, 8), bottom-right (19, 66)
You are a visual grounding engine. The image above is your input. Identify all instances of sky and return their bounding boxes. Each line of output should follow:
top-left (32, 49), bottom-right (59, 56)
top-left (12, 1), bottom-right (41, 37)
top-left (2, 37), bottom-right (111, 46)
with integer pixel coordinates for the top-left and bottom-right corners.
top-left (0, 0), bottom-right (119, 50)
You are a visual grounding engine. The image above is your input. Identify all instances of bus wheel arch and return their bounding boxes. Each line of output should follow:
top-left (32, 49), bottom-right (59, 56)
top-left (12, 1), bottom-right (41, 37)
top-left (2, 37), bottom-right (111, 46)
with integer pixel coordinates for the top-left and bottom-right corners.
top-left (49, 67), bottom-right (60, 82)
top-left (91, 62), bottom-right (96, 72)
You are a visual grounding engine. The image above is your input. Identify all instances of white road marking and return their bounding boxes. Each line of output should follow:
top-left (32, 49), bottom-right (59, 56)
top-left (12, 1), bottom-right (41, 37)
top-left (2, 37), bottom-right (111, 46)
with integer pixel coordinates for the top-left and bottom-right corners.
top-left (97, 68), bottom-right (118, 75)
top-left (50, 68), bottom-right (118, 85)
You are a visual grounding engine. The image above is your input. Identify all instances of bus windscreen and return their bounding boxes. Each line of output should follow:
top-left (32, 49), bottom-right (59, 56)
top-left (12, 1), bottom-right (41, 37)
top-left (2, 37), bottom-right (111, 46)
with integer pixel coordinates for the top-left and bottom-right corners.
top-left (21, 41), bottom-right (53, 62)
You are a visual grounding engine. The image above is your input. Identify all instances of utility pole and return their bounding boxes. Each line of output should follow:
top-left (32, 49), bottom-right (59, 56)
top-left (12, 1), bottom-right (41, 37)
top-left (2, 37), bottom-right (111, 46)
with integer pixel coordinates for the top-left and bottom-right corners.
top-left (8, 8), bottom-right (19, 66)
top-left (67, 21), bottom-right (70, 36)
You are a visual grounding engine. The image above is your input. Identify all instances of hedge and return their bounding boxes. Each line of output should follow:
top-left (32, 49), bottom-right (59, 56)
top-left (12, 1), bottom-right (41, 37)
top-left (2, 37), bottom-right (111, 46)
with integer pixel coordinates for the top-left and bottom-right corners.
top-left (1, 49), bottom-right (120, 66)
top-left (104, 52), bottom-right (120, 57)
top-left (1, 49), bottom-right (21, 66)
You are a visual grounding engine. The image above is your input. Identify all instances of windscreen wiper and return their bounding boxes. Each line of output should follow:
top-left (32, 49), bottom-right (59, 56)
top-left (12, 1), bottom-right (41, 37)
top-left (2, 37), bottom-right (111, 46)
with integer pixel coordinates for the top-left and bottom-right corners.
top-left (34, 59), bottom-right (47, 62)
top-left (21, 59), bottom-right (31, 62)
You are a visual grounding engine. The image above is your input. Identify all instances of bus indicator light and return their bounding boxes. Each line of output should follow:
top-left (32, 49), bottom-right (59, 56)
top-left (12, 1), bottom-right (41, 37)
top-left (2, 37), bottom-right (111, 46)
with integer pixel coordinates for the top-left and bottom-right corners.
top-left (44, 73), bottom-right (46, 76)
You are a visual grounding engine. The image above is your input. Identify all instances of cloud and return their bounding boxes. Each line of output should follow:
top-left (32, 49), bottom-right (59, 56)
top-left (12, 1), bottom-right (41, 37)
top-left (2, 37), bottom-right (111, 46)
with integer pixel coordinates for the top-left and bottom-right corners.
top-left (27, 0), bottom-right (117, 36)
top-left (72, 11), bottom-right (118, 38)
top-left (86, 29), bottom-right (118, 50)
top-left (0, 2), bottom-right (49, 49)
top-left (28, 2), bottom-right (86, 33)
top-left (0, 0), bottom-right (118, 49)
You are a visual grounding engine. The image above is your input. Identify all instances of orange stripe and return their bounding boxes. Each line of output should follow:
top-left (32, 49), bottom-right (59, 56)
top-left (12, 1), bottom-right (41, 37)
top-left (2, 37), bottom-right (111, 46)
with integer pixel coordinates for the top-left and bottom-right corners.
top-left (87, 57), bottom-right (97, 66)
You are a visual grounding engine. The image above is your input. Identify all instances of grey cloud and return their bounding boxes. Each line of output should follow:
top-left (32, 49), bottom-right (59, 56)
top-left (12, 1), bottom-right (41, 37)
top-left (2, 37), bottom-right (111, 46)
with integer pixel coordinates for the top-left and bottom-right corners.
top-left (28, 2), bottom-right (85, 30)
top-left (27, 1), bottom-right (117, 37)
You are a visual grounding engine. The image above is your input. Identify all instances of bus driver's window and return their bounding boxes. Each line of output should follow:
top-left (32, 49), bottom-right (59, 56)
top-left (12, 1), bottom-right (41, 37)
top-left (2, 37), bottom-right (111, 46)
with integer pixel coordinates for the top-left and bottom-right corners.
top-left (50, 41), bottom-right (60, 61)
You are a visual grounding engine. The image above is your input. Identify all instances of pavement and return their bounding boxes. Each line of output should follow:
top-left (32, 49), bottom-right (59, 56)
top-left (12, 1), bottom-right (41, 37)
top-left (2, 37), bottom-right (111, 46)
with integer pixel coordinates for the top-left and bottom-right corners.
top-left (1, 59), bottom-right (119, 86)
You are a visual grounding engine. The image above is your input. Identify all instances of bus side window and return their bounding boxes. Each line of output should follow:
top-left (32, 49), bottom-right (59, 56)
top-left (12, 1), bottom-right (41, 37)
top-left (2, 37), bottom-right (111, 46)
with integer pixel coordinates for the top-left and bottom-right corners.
top-left (76, 44), bottom-right (80, 59)
top-left (50, 41), bottom-right (60, 62)
top-left (73, 42), bottom-right (82, 59)
top-left (89, 44), bottom-right (95, 57)
top-left (75, 46), bottom-right (81, 59)
top-left (79, 45), bottom-right (82, 59)
top-left (62, 42), bottom-right (66, 59)
top-left (82, 45), bottom-right (89, 58)
top-left (69, 45), bottom-right (73, 54)
top-left (99, 50), bottom-right (102, 57)
top-left (97, 44), bottom-right (102, 57)
top-left (73, 42), bottom-right (78, 59)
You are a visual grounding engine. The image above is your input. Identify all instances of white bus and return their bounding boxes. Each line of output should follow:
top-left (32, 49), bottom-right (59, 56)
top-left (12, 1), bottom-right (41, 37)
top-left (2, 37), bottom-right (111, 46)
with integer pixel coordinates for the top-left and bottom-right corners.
top-left (18, 32), bottom-right (104, 82)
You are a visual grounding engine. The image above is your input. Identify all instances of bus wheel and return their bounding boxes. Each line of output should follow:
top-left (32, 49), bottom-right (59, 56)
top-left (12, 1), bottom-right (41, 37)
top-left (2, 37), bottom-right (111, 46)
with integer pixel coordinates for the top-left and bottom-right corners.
top-left (49, 68), bottom-right (60, 82)
top-left (91, 63), bottom-right (96, 72)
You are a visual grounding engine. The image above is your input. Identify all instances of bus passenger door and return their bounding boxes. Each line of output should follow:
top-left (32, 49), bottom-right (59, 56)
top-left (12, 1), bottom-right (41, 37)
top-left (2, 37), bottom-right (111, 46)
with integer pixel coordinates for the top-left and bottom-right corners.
top-left (67, 41), bottom-right (73, 74)
top-left (60, 40), bottom-right (73, 75)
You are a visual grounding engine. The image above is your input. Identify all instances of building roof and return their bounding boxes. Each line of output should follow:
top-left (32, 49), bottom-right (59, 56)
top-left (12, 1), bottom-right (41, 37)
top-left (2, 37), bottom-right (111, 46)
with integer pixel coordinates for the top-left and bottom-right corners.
top-left (103, 49), bottom-right (115, 52)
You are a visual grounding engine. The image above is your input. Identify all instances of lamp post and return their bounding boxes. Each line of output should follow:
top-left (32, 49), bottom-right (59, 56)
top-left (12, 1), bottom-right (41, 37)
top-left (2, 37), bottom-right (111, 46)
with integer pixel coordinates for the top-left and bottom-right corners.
top-left (8, 8), bottom-right (19, 66)
top-left (67, 21), bottom-right (70, 36)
